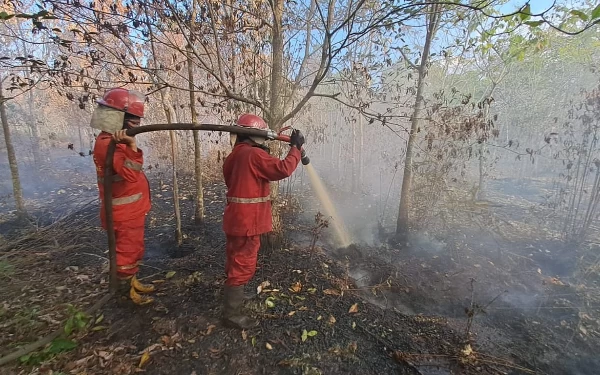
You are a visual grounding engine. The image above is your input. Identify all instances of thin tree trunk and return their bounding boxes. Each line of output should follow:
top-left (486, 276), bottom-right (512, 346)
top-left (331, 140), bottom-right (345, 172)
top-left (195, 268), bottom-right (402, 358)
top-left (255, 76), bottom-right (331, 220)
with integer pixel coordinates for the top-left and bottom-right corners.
top-left (187, 4), bottom-right (204, 225)
top-left (19, 32), bottom-right (41, 165)
top-left (0, 78), bottom-right (27, 217)
top-left (359, 114), bottom-right (363, 189)
top-left (146, 8), bottom-right (183, 245)
top-left (351, 115), bottom-right (357, 192)
top-left (396, 5), bottom-right (441, 237)
top-left (262, 0), bottom-right (285, 250)
top-left (78, 121), bottom-right (85, 154)
top-left (269, 0), bottom-right (284, 126)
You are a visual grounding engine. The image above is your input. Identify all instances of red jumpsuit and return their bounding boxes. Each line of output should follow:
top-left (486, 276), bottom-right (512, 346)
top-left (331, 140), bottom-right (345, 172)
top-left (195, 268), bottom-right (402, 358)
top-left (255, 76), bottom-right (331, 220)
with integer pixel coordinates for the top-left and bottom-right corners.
top-left (223, 143), bottom-right (301, 286)
top-left (93, 132), bottom-right (151, 278)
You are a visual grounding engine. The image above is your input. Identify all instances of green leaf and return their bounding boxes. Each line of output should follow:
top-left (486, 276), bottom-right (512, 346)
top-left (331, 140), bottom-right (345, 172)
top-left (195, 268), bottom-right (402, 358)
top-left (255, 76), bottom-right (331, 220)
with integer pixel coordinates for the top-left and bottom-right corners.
top-left (47, 338), bottom-right (77, 354)
top-left (307, 330), bottom-right (318, 337)
top-left (265, 297), bottom-right (275, 308)
top-left (19, 354), bottom-right (32, 363)
top-left (593, 4), bottom-right (600, 20)
top-left (524, 20), bottom-right (544, 27)
top-left (519, 4), bottom-right (531, 21)
top-left (251, 337), bottom-right (256, 347)
top-left (301, 329), bottom-right (308, 342)
top-left (95, 314), bottom-right (104, 325)
top-left (91, 325), bottom-right (107, 331)
top-left (64, 318), bottom-right (74, 335)
top-left (0, 11), bottom-right (14, 20)
top-left (570, 10), bottom-right (589, 21)
top-left (165, 271), bottom-right (176, 279)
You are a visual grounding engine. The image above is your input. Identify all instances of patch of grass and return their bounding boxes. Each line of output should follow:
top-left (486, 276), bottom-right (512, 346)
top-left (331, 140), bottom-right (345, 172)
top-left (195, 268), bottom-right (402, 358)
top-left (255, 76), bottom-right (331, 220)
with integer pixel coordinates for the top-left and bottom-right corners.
top-left (19, 338), bottom-right (78, 365)
top-left (6, 306), bottom-right (43, 332)
top-left (0, 260), bottom-right (15, 278)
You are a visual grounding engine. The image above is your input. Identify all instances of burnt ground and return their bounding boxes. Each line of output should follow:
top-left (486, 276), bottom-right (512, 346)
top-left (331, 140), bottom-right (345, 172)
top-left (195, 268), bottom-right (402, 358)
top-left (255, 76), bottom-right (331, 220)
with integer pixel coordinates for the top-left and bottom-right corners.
top-left (1, 167), bottom-right (599, 375)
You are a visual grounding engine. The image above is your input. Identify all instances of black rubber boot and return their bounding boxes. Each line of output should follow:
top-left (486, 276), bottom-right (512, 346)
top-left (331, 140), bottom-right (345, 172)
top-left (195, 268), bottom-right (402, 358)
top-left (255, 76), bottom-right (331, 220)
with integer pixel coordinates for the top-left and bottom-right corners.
top-left (222, 285), bottom-right (259, 330)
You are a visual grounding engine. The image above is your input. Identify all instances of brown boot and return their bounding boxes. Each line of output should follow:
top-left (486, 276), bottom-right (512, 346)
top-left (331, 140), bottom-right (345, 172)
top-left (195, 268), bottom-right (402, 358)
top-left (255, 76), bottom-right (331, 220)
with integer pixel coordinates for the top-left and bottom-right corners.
top-left (222, 285), bottom-right (259, 330)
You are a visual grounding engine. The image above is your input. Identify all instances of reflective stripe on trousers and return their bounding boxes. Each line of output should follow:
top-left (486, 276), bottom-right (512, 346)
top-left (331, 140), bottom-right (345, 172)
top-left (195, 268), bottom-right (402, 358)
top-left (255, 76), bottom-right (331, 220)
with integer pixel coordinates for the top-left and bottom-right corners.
top-left (227, 196), bottom-right (270, 204)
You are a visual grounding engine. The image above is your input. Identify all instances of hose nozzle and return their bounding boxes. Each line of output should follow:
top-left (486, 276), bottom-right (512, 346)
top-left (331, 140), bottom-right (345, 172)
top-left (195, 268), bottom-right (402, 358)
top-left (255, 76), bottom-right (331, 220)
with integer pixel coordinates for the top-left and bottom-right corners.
top-left (301, 149), bottom-right (310, 165)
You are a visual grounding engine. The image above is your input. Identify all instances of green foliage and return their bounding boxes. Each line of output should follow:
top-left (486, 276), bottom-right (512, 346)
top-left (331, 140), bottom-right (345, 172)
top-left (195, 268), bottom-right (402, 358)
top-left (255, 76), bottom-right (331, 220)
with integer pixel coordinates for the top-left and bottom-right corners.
top-left (593, 5), bottom-right (600, 20)
top-left (0, 260), bottom-right (15, 278)
top-left (17, 305), bottom-right (90, 365)
top-left (570, 10), bottom-right (589, 22)
top-left (0, 11), bottom-right (14, 20)
top-left (64, 304), bottom-right (90, 335)
top-left (19, 338), bottom-right (77, 365)
top-left (519, 4), bottom-right (531, 21)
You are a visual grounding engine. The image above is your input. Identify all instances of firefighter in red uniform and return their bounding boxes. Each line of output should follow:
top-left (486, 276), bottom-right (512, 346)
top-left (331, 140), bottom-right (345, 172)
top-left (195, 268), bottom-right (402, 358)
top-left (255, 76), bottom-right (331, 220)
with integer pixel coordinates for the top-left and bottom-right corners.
top-left (221, 114), bottom-right (305, 329)
top-left (91, 88), bottom-right (155, 305)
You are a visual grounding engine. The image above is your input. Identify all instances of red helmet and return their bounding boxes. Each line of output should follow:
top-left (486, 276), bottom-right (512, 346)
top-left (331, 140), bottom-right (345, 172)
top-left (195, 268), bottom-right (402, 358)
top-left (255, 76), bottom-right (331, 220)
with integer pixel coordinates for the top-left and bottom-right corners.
top-left (236, 113), bottom-right (268, 130)
top-left (97, 88), bottom-right (145, 118)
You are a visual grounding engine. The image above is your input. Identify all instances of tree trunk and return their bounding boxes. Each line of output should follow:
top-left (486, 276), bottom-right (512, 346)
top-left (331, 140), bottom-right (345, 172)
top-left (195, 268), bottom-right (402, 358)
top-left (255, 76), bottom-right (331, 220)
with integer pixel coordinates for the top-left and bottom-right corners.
top-left (164, 90), bottom-right (184, 246)
top-left (0, 79), bottom-right (27, 217)
top-left (395, 5), bottom-right (441, 237)
top-left (26, 89), bottom-right (42, 165)
top-left (351, 115), bottom-right (357, 192)
top-left (269, 0), bottom-right (284, 127)
top-left (187, 4), bottom-right (204, 225)
top-left (19, 33), bottom-right (42, 165)
top-left (78, 121), bottom-right (85, 154)
top-left (359, 114), bottom-right (364, 189)
top-left (262, 0), bottom-right (285, 250)
top-left (146, 9), bottom-right (184, 245)
top-left (476, 83), bottom-right (497, 201)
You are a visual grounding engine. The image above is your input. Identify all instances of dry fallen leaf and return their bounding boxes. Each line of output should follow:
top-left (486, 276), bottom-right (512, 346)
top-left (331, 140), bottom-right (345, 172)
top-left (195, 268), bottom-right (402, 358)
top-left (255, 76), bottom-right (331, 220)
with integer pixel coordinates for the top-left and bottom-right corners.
top-left (241, 330), bottom-right (248, 341)
top-left (288, 311), bottom-right (296, 316)
top-left (265, 342), bottom-right (273, 350)
top-left (290, 281), bottom-right (302, 293)
top-left (328, 315), bottom-right (336, 325)
top-left (138, 351), bottom-right (150, 368)
top-left (257, 280), bottom-right (271, 294)
top-left (348, 341), bottom-right (357, 353)
top-left (206, 324), bottom-right (216, 335)
top-left (323, 289), bottom-right (340, 296)
top-left (348, 303), bottom-right (359, 314)
top-left (165, 271), bottom-right (176, 279)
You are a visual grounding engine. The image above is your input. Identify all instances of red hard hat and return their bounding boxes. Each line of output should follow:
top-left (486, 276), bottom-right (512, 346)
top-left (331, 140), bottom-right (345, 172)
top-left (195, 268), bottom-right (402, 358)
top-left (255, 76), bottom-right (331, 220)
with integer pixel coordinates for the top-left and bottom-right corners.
top-left (97, 88), bottom-right (145, 118)
top-left (236, 113), bottom-right (268, 130)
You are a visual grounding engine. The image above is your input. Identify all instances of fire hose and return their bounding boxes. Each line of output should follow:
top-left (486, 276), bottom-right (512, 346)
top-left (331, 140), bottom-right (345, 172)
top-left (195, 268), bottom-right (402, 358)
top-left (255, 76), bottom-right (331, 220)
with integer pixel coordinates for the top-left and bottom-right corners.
top-left (103, 123), bottom-right (309, 292)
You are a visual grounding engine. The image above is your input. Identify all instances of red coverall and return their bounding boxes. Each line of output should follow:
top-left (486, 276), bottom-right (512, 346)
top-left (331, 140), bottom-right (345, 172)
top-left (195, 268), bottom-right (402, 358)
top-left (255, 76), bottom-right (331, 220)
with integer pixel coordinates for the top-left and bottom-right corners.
top-left (222, 143), bottom-right (301, 286)
top-left (93, 132), bottom-right (151, 278)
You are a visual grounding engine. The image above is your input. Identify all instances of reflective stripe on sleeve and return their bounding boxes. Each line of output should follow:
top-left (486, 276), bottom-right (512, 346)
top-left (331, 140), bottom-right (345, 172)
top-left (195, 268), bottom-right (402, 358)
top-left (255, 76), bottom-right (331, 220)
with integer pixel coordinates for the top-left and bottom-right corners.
top-left (227, 196), bottom-right (271, 204)
top-left (124, 159), bottom-right (143, 171)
